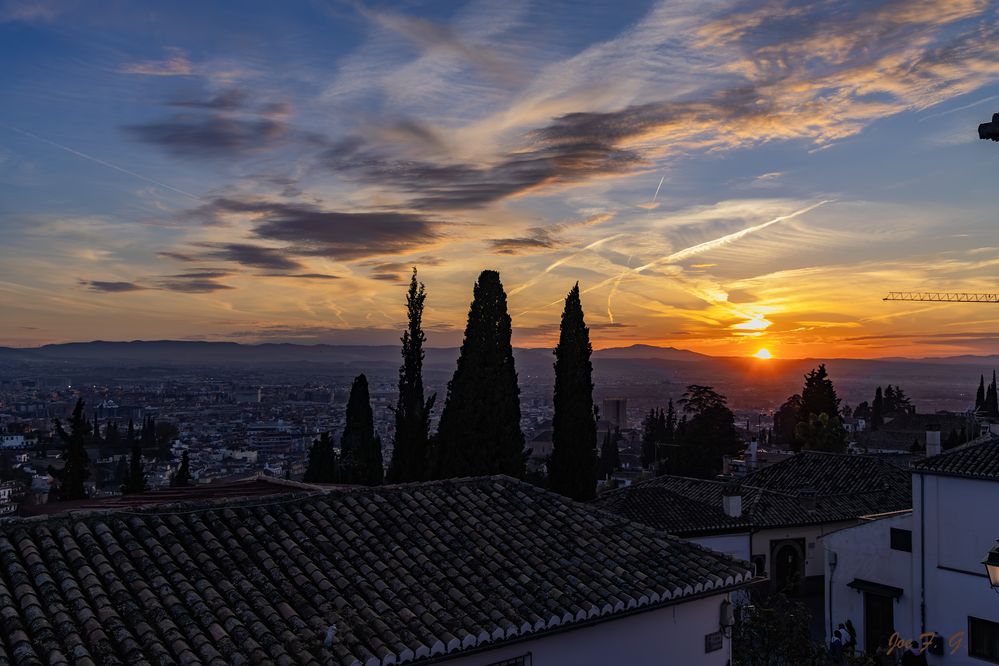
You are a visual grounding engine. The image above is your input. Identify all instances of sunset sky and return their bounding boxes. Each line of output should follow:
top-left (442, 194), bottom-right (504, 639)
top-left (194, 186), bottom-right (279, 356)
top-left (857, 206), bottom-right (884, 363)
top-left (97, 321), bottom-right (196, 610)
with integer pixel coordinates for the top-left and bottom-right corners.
top-left (2, 0), bottom-right (999, 358)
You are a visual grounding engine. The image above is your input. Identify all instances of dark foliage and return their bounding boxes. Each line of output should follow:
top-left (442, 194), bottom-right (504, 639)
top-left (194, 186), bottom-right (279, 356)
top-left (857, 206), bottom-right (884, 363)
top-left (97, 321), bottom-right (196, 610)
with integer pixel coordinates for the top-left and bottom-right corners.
top-left (171, 450), bottom-right (191, 487)
top-left (548, 284), bottom-right (598, 501)
top-left (50, 399), bottom-right (91, 501)
top-left (387, 269), bottom-right (435, 483)
top-left (303, 432), bottom-right (339, 483)
top-left (341, 374), bottom-right (383, 486)
top-left (430, 270), bottom-right (525, 479)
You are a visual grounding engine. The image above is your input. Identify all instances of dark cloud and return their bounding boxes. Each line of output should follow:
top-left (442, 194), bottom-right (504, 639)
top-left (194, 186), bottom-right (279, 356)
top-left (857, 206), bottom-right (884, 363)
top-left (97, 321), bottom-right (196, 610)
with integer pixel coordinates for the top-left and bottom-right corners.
top-left (189, 198), bottom-right (442, 260)
top-left (79, 280), bottom-right (147, 293)
top-left (321, 135), bottom-right (643, 210)
top-left (361, 258), bottom-right (443, 281)
top-left (157, 251), bottom-right (197, 262)
top-left (489, 230), bottom-right (559, 254)
top-left (161, 269), bottom-right (232, 279)
top-left (198, 242), bottom-right (304, 270)
top-left (168, 89), bottom-right (249, 111)
top-left (123, 115), bottom-right (288, 158)
top-left (261, 272), bottom-right (340, 280)
top-left (156, 278), bottom-right (234, 293)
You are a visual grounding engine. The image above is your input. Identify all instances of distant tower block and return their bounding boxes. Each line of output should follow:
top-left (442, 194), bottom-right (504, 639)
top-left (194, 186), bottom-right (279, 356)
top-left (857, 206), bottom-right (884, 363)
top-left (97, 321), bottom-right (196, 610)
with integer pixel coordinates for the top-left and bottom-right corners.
top-left (602, 398), bottom-right (628, 429)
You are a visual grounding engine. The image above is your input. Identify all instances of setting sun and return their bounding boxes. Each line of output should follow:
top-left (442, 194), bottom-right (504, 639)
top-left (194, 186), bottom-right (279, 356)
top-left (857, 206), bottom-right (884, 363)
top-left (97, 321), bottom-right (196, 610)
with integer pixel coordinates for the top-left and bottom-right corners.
top-left (753, 348), bottom-right (773, 359)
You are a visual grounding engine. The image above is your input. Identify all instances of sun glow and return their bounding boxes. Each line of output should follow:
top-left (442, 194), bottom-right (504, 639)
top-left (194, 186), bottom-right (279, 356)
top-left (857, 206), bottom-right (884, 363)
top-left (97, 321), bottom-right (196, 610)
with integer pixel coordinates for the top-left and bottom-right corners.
top-left (753, 348), bottom-right (773, 359)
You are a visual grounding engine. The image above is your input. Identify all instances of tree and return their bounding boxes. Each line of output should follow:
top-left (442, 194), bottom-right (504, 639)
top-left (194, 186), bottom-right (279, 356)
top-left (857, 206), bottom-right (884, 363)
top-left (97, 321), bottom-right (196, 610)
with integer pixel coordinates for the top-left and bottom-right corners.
top-left (852, 401), bottom-right (870, 420)
top-left (640, 408), bottom-right (659, 468)
top-left (340, 374), bottom-right (383, 486)
top-left (387, 269), bottom-right (435, 483)
top-left (155, 421), bottom-right (179, 460)
top-left (988, 371), bottom-right (999, 416)
top-left (871, 386), bottom-right (885, 430)
top-left (977, 375), bottom-right (987, 412)
top-left (122, 444), bottom-right (146, 494)
top-left (733, 591), bottom-right (828, 666)
top-left (599, 428), bottom-right (621, 479)
top-left (674, 386), bottom-right (742, 478)
top-left (773, 394), bottom-right (802, 450)
top-left (548, 284), bottom-right (598, 501)
top-left (303, 432), bottom-right (338, 483)
top-left (50, 399), bottom-right (91, 501)
top-left (800, 364), bottom-right (840, 419)
top-left (429, 270), bottom-right (525, 479)
top-left (171, 450), bottom-right (191, 487)
top-left (795, 413), bottom-right (848, 453)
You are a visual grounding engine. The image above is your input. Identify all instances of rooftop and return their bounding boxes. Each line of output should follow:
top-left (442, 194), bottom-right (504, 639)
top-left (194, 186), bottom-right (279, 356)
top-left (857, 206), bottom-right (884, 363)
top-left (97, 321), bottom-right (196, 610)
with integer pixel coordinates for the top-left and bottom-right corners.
top-left (594, 452), bottom-right (912, 534)
top-left (912, 434), bottom-right (999, 480)
top-left (0, 475), bottom-right (751, 666)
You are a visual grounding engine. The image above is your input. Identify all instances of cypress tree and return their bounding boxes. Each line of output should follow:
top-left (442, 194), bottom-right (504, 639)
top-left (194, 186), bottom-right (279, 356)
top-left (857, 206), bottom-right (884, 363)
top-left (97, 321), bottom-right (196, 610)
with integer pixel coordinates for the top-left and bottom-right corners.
top-left (429, 270), bottom-right (525, 479)
top-left (51, 398), bottom-right (91, 501)
top-left (387, 269), bottom-right (435, 483)
top-left (122, 444), bottom-right (146, 494)
top-left (548, 283), bottom-right (598, 501)
top-left (976, 375), bottom-right (986, 412)
top-left (640, 409), bottom-right (657, 468)
top-left (303, 432), bottom-right (338, 483)
top-left (599, 428), bottom-right (621, 479)
top-left (989, 371), bottom-right (999, 416)
top-left (871, 386), bottom-right (884, 431)
top-left (341, 374), bottom-right (383, 485)
top-left (171, 450), bottom-right (191, 487)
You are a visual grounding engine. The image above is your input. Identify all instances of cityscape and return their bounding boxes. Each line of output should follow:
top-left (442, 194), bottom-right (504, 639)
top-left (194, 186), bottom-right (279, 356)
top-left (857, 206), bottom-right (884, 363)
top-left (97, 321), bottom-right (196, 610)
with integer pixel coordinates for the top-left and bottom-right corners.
top-left (3, 1), bottom-right (999, 665)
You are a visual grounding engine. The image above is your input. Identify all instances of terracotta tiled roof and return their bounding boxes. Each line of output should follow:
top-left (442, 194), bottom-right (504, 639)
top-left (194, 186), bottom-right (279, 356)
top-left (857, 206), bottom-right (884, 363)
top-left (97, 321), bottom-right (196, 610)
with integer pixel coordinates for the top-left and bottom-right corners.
top-left (912, 434), bottom-right (999, 480)
top-left (0, 475), bottom-right (751, 665)
top-left (592, 483), bottom-right (749, 536)
top-left (595, 452), bottom-right (912, 533)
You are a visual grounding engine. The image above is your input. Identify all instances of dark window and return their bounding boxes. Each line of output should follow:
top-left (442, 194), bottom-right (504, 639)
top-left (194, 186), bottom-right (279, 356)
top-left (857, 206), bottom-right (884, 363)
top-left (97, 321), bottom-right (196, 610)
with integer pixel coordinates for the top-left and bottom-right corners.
top-left (483, 655), bottom-right (532, 666)
top-left (970, 617), bottom-right (999, 662)
top-left (890, 528), bottom-right (912, 553)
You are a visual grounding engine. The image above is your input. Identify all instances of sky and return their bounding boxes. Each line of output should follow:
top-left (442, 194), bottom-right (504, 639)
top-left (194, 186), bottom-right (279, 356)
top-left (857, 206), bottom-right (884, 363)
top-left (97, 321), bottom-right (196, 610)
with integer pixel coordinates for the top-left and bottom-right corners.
top-left (2, 0), bottom-right (999, 358)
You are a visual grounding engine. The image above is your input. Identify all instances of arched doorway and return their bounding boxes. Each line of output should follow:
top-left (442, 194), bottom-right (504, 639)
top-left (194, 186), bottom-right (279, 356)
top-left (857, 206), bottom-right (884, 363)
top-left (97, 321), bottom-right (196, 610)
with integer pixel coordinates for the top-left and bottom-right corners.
top-left (771, 539), bottom-right (805, 594)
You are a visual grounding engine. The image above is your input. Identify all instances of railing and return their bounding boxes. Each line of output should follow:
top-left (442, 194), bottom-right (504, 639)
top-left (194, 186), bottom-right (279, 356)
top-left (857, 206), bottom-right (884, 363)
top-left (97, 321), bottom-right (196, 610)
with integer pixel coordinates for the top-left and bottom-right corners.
top-left (883, 292), bottom-right (999, 303)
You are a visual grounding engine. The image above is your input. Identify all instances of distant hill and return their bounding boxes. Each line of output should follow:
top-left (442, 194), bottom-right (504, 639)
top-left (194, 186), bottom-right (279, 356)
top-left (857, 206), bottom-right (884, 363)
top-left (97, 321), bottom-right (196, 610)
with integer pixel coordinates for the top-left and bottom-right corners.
top-left (592, 344), bottom-right (710, 362)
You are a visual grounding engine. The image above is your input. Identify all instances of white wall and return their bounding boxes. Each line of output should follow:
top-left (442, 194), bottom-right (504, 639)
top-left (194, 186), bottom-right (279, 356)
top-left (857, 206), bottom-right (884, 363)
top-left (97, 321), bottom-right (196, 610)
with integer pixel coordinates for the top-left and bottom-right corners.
top-left (753, 521), bottom-right (856, 580)
top-left (691, 533), bottom-right (752, 564)
top-left (822, 513), bottom-right (914, 646)
top-left (914, 473), bottom-right (999, 665)
top-left (438, 593), bottom-right (735, 666)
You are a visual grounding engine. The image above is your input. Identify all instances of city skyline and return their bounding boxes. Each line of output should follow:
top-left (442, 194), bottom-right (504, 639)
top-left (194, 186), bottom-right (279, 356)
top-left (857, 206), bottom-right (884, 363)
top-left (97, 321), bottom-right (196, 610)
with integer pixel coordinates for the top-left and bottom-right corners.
top-left (2, 0), bottom-right (999, 358)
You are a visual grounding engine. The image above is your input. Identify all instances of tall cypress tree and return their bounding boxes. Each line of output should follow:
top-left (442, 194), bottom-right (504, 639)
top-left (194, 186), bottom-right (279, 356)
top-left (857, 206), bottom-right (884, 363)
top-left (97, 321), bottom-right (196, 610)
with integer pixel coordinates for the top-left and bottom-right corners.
top-left (430, 270), bottom-right (525, 479)
top-left (871, 386), bottom-right (884, 431)
top-left (122, 444), bottom-right (146, 494)
top-left (387, 269), bottom-right (435, 483)
top-left (599, 428), bottom-right (621, 479)
top-left (171, 450), bottom-right (191, 487)
top-left (976, 375), bottom-right (986, 412)
top-left (51, 398), bottom-right (91, 501)
top-left (548, 284), bottom-right (598, 501)
top-left (303, 432), bottom-right (338, 483)
top-left (341, 374), bottom-right (383, 486)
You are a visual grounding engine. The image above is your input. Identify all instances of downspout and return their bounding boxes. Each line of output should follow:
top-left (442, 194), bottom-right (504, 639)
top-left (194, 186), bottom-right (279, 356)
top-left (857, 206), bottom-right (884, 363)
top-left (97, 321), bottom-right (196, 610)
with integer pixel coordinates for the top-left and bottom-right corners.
top-left (919, 472), bottom-right (926, 635)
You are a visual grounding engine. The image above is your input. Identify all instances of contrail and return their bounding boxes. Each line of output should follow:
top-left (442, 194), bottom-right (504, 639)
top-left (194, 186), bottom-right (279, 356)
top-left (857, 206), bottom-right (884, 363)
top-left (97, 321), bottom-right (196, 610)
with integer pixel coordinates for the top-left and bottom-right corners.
top-left (519, 199), bottom-right (833, 317)
top-left (508, 233), bottom-right (625, 297)
top-left (919, 94), bottom-right (999, 122)
top-left (2, 125), bottom-right (200, 200)
top-left (652, 175), bottom-right (665, 202)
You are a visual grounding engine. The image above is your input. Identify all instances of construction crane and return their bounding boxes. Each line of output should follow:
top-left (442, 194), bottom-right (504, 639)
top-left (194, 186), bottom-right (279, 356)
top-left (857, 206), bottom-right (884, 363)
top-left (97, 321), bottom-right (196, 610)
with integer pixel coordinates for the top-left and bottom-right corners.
top-left (883, 292), bottom-right (999, 303)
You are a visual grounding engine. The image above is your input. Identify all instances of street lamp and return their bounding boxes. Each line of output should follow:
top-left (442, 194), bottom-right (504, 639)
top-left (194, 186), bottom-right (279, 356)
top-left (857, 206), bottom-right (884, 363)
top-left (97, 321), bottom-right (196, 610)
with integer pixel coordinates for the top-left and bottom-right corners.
top-left (982, 540), bottom-right (999, 590)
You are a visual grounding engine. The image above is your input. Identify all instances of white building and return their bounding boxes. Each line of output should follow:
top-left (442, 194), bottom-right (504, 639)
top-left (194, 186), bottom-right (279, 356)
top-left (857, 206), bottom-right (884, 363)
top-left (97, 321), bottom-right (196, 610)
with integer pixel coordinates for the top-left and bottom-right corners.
top-left (824, 434), bottom-right (999, 663)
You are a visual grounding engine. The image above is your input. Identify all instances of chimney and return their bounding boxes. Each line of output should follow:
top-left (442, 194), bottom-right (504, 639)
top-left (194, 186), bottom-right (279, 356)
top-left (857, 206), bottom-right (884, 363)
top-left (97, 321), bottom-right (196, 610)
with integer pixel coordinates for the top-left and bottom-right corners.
top-left (722, 482), bottom-right (742, 518)
top-left (798, 489), bottom-right (817, 512)
top-left (926, 424), bottom-right (941, 457)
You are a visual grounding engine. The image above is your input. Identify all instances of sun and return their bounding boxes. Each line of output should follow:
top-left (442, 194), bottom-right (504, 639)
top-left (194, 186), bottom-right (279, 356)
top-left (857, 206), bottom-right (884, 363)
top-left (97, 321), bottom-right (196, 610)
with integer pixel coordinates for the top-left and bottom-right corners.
top-left (753, 348), bottom-right (773, 359)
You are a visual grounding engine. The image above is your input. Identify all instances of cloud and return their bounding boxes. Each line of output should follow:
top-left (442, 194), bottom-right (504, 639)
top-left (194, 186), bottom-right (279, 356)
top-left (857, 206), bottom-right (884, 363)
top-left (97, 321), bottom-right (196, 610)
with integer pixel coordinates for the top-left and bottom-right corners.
top-left (197, 242), bottom-right (303, 270)
top-left (489, 212), bottom-right (614, 254)
top-left (119, 47), bottom-right (194, 76)
top-left (189, 198), bottom-right (443, 260)
top-left (261, 272), bottom-right (340, 280)
top-left (168, 89), bottom-right (249, 110)
top-left (79, 280), bottom-right (147, 293)
top-left (156, 278), bottom-right (234, 293)
top-left (123, 115), bottom-right (288, 158)
top-left (157, 251), bottom-right (197, 262)
top-left (0, 0), bottom-right (61, 23)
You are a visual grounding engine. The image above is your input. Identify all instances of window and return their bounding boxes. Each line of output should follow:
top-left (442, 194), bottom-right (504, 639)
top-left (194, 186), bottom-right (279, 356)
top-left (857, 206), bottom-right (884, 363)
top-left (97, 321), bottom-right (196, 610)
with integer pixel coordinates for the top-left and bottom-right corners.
top-left (890, 528), bottom-right (912, 553)
top-left (970, 617), bottom-right (999, 663)
top-left (482, 655), bottom-right (532, 666)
